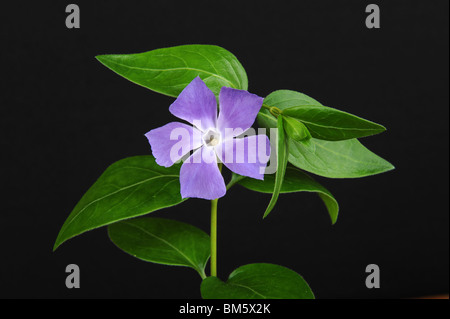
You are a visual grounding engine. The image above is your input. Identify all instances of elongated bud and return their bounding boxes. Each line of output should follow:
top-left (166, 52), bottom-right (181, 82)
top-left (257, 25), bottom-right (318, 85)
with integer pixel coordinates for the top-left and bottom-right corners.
top-left (282, 116), bottom-right (311, 142)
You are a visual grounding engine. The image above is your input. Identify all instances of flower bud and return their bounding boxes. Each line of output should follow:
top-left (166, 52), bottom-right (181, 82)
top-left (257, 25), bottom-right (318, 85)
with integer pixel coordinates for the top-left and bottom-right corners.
top-left (282, 116), bottom-right (311, 142)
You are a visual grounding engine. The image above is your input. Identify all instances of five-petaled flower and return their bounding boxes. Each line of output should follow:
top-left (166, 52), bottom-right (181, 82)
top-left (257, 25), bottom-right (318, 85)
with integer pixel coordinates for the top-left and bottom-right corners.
top-left (146, 76), bottom-right (270, 200)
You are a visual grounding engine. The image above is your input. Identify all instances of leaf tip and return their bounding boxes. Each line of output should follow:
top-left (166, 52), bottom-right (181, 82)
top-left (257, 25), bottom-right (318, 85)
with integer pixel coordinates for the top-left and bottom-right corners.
top-left (53, 230), bottom-right (67, 252)
top-left (95, 54), bottom-right (116, 67)
top-left (387, 163), bottom-right (396, 171)
top-left (376, 123), bottom-right (387, 134)
top-left (262, 208), bottom-right (271, 219)
top-left (52, 241), bottom-right (60, 252)
top-left (381, 159), bottom-right (395, 172)
top-left (95, 55), bottom-right (107, 63)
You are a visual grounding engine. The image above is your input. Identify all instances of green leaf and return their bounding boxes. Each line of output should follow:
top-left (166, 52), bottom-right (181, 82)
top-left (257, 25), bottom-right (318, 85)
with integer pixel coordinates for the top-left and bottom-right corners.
top-left (258, 90), bottom-right (324, 133)
top-left (238, 167), bottom-right (339, 224)
top-left (283, 116), bottom-right (311, 142)
top-left (282, 105), bottom-right (386, 141)
top-left (298, 135), bottom-right (316, 152)
top-left (201, 263), bottom-right (314, 299)
top-left (96, 44), bottom-right (248, 98)
top-left (54, 156), bottom-right (185, 251)
top-left (258, 90), bottom-right (394, 178)
top-left (261, 90), bottom-right (386, 141)
top-left (264, 89), bottom-right (324, 108)
top-left (108, 217), bottom-right (210, 278)
top-left (288, 138), bottom-right (395, 178)
top-left (263, 116), bottom-right (288, 218)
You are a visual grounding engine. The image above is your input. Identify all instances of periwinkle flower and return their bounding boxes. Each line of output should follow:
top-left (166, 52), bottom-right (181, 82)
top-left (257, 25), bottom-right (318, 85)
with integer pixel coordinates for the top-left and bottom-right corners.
top-left (146, 77), bottom-right (270, 200)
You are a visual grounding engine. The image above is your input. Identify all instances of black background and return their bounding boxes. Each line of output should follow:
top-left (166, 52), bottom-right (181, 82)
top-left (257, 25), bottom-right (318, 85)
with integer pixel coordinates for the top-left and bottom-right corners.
top-left (1, 0), bottom-right (448, 299)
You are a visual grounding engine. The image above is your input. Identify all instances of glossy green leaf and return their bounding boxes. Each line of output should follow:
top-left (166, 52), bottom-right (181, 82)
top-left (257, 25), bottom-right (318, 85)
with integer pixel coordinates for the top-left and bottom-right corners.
top-left (258, 90), bottom-right (394, 178)
top-left (238, 167), bottom-right (339, 224)
top-left (96, 44), bottom-right (248, 98)
top-left (108, 217), bottom-right (210, 278)
top-left (264, 89), bottom-right (324, 108)
top-left (282, 105), bottom-right (386, 141)
top-left (261, 89), bottom-right (385, 141)
top-left (258, 90), bottom-right (324, 134)
top-left (201, 263), bottom-right (314, 299)
top-left (54, 156), bottom-right (185, 251)
top-left (288, 138), bottom-right (394, 178)
top-left (263, 116), bottom-right (288, 218)
top-left (298, 135), bottom-right (316, 152)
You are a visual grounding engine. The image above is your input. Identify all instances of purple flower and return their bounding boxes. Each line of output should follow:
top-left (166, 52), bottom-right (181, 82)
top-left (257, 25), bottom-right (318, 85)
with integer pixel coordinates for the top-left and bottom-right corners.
top-left (145, 77), bottom-right (270, 200)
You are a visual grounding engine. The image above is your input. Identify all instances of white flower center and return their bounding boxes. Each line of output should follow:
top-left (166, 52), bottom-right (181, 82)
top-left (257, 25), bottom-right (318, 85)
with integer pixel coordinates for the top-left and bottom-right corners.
top-left (203, 129), bottom-right (221, 147)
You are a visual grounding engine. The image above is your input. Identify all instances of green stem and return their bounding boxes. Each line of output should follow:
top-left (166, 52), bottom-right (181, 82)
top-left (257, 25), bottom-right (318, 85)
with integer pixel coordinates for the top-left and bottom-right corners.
top-left (210, 163), bottom-right (222, 277)
top-left (226, 173), bottom-right (245, 191)
top-left (210, 199), bottom-right (218, 277)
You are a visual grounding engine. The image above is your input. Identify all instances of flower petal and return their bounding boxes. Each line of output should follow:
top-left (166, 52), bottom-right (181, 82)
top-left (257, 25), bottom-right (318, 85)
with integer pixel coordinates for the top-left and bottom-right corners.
top-left (218, 135), bottom-right (270, 180)
top-left (217, 87), bottom-right (263, 138)
top-left (169, 76), bottom-right (217, 132)
top-left (145, 122), bottom-right (203, 167)
top-left (180, 146), bottom-right (226, 200)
